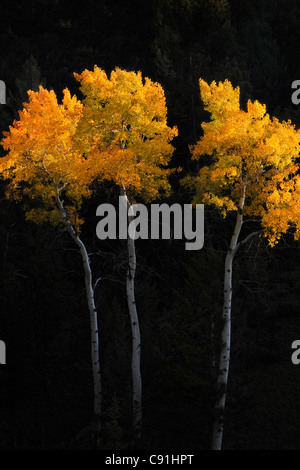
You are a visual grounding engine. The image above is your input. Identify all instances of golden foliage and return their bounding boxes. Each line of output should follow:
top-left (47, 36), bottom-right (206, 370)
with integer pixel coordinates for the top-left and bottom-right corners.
top-left (0, 68), bottom-right (177, 229)
top-left (74, 66), bottom-right (178, 201)
top-left (186, 78), bottom-right (300, 245)
top-left (0, 86), bottom-right (90, 230)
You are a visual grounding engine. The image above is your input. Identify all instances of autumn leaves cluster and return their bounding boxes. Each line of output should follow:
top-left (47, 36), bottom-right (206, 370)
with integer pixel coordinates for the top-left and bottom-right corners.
top-left (187, 79), bottom-right (300, 246)
top-left (1, 66), bottom-right (300, 246)
top-left (0, 67), bottom-right (177, 232)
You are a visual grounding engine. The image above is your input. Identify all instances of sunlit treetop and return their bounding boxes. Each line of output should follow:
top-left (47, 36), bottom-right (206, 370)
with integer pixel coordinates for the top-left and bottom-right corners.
top-left (0, 86), bottom-right (89, 229)
top-left (74, 66), bottom-right (178, 201)
top-left (0, 68), bottom-right (178, 230)
top-left (186, 78), bottom-right (300, 246)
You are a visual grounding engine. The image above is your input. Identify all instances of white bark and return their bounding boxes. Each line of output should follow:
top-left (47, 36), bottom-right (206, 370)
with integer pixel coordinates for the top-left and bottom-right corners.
top-left (54, 188), bottom-right (102, 445)
top-left (120, 187), bottom-right (142, 441)
top-left (211, 185), bottom-right (246, 451)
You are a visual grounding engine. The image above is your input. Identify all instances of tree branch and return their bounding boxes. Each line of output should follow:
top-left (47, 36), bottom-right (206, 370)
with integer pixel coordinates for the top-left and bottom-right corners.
top-left (233, 228), bottom-right (266, 256)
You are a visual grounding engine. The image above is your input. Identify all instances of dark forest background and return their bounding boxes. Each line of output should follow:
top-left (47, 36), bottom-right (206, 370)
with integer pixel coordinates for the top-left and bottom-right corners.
top-left (1, 0), bottom-right (300, 450)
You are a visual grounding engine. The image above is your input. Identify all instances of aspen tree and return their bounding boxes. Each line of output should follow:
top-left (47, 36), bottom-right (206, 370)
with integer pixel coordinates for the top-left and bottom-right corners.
top-left (74, 66), bottom-right (178, 441)
top-left (186, 79), bottom-right (300, 450)
top-left (0, 87), bottom-right (103, 445)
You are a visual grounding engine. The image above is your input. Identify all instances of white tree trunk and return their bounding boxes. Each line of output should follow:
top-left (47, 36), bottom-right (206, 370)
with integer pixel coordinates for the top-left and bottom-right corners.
top-left (211, 185), bottom-right (246, 451)
top-left (54, 189), bottom-right (102, 445)
top-left (120, 187), bottom-right (142, 441)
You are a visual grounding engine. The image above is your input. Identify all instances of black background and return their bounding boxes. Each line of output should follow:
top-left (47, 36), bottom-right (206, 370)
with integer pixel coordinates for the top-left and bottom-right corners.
top-left (1, 0), bottom-right (300, 451)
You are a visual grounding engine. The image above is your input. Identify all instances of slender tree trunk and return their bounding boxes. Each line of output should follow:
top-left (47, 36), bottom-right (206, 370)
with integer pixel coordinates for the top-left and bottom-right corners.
top-left (211, 184), bottom-right (246, 451)
top-left (120, 187), bottom-right (142, 443)
top-left (54, 188), bottom-right (102, 446)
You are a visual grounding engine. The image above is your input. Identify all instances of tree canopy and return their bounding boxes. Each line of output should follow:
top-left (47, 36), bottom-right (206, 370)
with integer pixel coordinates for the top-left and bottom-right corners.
top-left (0, 86), bottom-right (87, 230)
top-left (74, 66), bottom-right (178, 201)
top-left (186, 79), bottom-right (300, 245)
